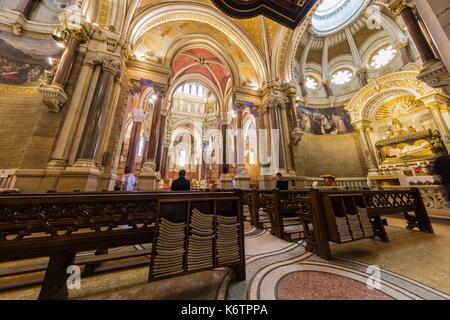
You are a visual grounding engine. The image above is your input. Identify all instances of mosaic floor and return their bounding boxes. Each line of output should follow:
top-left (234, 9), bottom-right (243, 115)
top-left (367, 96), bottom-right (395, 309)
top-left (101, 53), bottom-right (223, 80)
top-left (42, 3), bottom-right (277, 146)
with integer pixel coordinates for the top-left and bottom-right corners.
top-left (1, 217), bottom-right (449, 300)
top-left (230, 218), bottom-right (450, 300)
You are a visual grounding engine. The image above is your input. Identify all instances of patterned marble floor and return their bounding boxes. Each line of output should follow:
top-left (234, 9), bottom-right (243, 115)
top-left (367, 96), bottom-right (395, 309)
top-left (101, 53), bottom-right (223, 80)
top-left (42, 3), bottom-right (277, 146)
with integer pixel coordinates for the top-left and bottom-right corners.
top-left (230, 220), bottom-right (450, 300)
top-left (1, 217), bottom-right (449, 300)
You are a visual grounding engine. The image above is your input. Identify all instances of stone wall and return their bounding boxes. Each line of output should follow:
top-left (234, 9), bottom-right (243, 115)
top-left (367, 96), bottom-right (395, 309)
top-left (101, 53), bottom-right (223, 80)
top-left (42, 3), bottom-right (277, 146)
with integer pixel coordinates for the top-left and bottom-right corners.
top-left (0, 51), bottom-right (84, 171)
top-left (293, 132), bottom-right (368, 177)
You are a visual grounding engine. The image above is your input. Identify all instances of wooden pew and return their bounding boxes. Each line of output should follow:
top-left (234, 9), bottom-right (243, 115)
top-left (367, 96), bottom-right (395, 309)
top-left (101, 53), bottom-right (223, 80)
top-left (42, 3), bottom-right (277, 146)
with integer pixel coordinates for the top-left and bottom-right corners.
top-left (0, 191), bottom-right (245, 299)
top-left (299, 188), bottom-right (434, 260)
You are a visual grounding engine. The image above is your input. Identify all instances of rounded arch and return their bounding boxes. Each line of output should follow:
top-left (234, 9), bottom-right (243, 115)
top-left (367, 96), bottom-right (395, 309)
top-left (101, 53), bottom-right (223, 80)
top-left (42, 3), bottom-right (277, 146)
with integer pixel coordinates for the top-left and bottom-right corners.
top-left (346, 71), bottom-right (436, 122)
top-left (164, 36), bottom-right (241, 87)
top-left (128, 2), bottom-right (267, 84)
top-left (167, 74), bottom-right (224, 110)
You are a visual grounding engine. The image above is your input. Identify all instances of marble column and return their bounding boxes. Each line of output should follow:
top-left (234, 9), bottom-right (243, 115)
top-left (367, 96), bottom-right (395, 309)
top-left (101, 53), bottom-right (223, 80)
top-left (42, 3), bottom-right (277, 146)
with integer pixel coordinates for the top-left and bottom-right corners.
top-left (39, 3), bottom-right (90, 112)
top-left (156, 108), bottom-right (168, 172)
top-left (139, 87), bottom-right (166, 190)
top-left (234, 102), bottom-right (250, 189)
top-left (268, 98), bottom-right (287, 172)
top-left (390, 2), bottom-right (435, 63)
top-left (124, 109), bottom-right (146, 174)
top-left (413, 0), bottom-right (450, 72)
top-left (419, 94), bottom-right (450, 152)
top-left (160, 141), bottom-right (170, 180)
top-left (395, 41), bottom-right (412, 65)
top-left (75, 59), bottom-right (121, 166)
top-left (219, 120), bottom-right (233, 189)
top-left (355, 122), bottom-right (378, 175)
top-left (58, 57), bottom-right (122, 192)
top-left (15, 0), bottom-right (40, 19)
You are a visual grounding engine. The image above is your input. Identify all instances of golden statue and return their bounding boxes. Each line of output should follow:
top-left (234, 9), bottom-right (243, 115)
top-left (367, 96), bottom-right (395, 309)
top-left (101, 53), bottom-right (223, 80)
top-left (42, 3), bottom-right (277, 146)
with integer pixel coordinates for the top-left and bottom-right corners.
top-left (388, 119), bottom-right (406, 138)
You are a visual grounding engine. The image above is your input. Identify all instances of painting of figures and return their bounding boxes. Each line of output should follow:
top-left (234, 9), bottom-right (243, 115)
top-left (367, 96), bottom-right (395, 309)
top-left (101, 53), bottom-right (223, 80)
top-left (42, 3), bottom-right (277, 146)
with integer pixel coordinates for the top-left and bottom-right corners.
top-left (296, 106), bottom-right (354, 135)
top-left (0, 31), bottom-right (63, 86)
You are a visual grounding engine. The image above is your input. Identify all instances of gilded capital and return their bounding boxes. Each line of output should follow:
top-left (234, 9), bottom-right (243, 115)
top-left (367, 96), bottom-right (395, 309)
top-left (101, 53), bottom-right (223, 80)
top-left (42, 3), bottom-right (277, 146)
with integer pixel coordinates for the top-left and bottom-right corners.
top-left (388, 0), bottom-right (408, 16)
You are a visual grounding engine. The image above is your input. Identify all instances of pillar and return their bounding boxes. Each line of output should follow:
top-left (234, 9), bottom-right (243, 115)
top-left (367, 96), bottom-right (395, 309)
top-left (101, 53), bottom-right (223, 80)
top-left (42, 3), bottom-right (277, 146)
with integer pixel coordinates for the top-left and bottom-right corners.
top-left (139, 87), bottom-right (166, 191)
top-left (39, 2), bottom-right (90, 112)
top-left (234, 102), bottom-right (250, 189)
top-left (75, 61), bottom-right (119, 165)
top-left (15, 0), bottom-right (40, 19)
top-left (418, 93), bottom-right (450, 152)
top-left (156, 105), bottom-right (169, 173)
top-left (355, 122), bottom-right (379, 175)
top-left (219, 118), bottom-right (233, 190)
top-left (390, 2), bottom-right (435, 63)
top-left (57, 57), bottom-right (122, 192)
top-left (124, 109), bottom-right (146, 174)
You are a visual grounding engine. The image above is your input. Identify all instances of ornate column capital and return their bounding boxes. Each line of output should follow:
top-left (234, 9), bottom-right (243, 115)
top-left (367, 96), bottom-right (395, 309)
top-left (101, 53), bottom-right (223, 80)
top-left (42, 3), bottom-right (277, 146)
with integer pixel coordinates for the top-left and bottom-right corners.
top-left (387, 0), bottom-right (409, 16)
top-left (263, 95), bottom-right (282, 111)
top-left (56, 5), bottom-right (92, 43)
top-left (131, 108), bottom-right (148, 123)
top-left (234, 101), bottom-right (248, 114)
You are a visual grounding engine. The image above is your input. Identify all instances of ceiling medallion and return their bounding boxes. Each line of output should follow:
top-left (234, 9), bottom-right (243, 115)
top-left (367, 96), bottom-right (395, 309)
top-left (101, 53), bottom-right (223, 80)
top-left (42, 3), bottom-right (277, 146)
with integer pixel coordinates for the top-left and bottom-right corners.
top-left (211, 0), bottom-right (318, 30)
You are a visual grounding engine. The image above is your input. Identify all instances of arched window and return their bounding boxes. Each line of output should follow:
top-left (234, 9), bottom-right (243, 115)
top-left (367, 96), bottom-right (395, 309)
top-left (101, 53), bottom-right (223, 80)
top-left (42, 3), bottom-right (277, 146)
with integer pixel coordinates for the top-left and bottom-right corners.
top-left (183, 84), bottom-right (190, 94)
top-left (198, 85), bottom-right (204, 97)
top-left (331, 68), bottom-right (353, 85)
top-left (370, 46), bottom-right (397, 69)
top-left (191, 84), bottom-right (197, 96)
top-left (305, 76), bottom-right (319, 90)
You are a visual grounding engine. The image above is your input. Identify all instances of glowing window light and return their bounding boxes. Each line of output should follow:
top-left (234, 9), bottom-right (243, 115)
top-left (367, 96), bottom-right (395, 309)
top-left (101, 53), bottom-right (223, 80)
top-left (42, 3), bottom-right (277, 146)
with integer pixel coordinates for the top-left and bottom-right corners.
top-left (331, 68), bottom-right (354, 85)
top-left (370, 46), bottom-right (397, 69)
top-left (305, 76), bottom-right (319, 90)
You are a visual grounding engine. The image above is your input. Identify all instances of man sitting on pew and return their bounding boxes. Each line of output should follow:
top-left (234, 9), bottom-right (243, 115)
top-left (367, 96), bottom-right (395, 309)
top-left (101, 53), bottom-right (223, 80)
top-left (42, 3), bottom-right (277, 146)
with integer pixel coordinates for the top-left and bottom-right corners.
top-left (171, 170), bottom-right (191, 191)
top-left (275, 173), bottom-right (289, 191)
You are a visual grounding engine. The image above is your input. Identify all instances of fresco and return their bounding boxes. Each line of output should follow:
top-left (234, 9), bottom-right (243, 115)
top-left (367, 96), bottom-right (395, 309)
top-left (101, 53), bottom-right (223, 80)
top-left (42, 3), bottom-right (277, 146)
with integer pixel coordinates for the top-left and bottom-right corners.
top-left (0, 31), bottom-right (62, 86)
top-left (296, 106), bottom-right (354, 135)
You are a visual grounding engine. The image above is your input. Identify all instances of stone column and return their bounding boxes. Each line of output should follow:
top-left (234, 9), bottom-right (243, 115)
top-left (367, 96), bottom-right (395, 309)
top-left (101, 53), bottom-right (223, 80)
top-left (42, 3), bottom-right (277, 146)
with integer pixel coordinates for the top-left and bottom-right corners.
top-left (156, 104), bottom-right (169, 172)
top-left (139, 87), bottom-right (166, 190)
top-left (75, 59), bottom-right (120, 165)
top-left (390, 2), bottom-right (435, 63)
top-left (15, 0), bottom-right (40, 19)
top-left (39, 4), bottom-right (90, 112)
top-left (160, 141), bottom-right (170, 180)
top-left (419, 93), bottom-right (450, 152)
top-left (268, 97), bottom-right (288, 172)
top-left (124, 109), bottom-right (146, 174)
top-left (219, 117), bottom-right (233, 189)
top-left (413, 0), bottom-right (450, 72)
top-left (234, 102), bottom-right (250, 189)
top-left (395, 41), bottom-right (413, 65)
top-left (355, 121), bottom-right (379, 175)
top-left (58, 57), bottom-right (122, 192)
top-left (389, 1), bottom-right (450, 93)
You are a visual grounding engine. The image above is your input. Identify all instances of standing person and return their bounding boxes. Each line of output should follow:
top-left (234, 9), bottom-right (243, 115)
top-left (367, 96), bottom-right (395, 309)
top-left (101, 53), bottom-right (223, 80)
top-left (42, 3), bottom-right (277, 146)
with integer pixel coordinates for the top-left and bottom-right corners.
top-left (275, 173), bottom-right (289, 190)
top-left (171, 169), bottom-right (191, 191)
top-left (433, 155), bottom-right (450, 202)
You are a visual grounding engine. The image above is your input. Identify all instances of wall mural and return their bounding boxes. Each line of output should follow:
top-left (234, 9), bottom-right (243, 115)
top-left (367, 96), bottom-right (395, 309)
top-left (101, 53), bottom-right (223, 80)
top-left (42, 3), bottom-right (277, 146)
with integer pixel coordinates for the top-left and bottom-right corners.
top-left (296, 106), bottom-right (354, 135)
top-left (0, 31), bottom-right (62, 86)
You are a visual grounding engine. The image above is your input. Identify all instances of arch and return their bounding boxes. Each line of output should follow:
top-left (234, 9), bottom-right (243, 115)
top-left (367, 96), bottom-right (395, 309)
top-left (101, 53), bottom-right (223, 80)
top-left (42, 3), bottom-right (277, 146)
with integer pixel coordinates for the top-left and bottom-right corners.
top-left (346, 71), bottom-right (436, 122)
top-left (164, 36), bottom-right (241, 87)
top-left (128, 2), bottom-right (267, 84)
top-left (167, 74), bottom-right (224, 110)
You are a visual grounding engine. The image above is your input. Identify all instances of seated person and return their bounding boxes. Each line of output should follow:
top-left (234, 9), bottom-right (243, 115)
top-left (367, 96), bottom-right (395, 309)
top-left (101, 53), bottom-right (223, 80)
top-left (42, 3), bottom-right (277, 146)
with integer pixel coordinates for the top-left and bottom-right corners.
top-left (275, 173), bottom-right (289, 190)
top-left (171, 170), bottom-right (191, 191)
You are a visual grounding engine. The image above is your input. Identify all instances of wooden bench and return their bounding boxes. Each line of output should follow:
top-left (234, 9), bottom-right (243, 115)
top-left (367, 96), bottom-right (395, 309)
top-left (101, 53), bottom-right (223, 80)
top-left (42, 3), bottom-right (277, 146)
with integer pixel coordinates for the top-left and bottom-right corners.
top-left (0, 191), bottom-right (245, 299)
top-left (299, 188), bottom-right (434, 260)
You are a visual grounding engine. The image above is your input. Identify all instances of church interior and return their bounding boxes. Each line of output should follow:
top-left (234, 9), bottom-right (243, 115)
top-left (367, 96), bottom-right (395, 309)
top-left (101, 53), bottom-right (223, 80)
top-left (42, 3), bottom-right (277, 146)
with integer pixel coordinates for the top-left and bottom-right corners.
top-left (0, 0), bottom-right (450, 301)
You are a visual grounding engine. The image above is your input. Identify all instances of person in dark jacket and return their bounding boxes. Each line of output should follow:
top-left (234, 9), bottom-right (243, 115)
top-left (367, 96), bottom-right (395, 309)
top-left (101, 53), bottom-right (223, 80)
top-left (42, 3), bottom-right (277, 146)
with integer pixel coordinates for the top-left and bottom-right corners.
top-left (433, 155), bottom-right (450, 202)
top-left (275, 173), bottom-right (289, 190)
top-left (171, 170), bottom-right (191, 191)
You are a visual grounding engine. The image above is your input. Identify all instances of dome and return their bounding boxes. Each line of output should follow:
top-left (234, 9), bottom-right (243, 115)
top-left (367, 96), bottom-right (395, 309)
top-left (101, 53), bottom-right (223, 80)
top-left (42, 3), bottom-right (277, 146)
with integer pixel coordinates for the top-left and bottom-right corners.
top-left (312, 0), bottom-right (370, 36)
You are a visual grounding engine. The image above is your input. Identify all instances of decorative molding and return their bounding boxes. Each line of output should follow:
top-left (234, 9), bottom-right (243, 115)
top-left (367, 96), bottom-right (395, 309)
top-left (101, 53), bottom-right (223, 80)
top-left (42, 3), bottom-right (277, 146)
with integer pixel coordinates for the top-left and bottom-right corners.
top-left (38, 84), bottom-right (69, 113)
